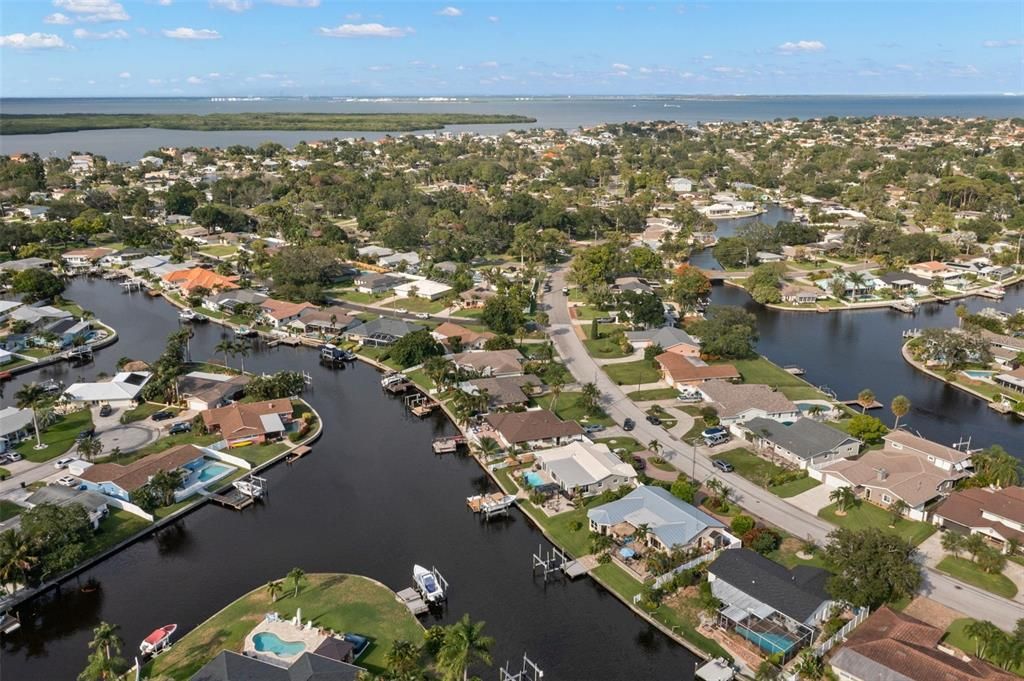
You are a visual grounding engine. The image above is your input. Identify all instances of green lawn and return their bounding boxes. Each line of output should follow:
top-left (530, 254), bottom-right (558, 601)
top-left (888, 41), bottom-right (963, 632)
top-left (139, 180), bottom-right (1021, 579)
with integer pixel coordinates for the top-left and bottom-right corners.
top-left (20, 347), bottom-right (53, 359)
top-left (592, 563), bottom-right (644, 600)
top-left (818, 501), bottom-right (937, 545)
top-left (604, 360), bottom-right (662, 386)
top-left (198, 244), bottom-right (237, 257)
top-left (723, 357), bottom-right (832, 401)
top-left (83, 509), bottom-right (151, 556)
top-left (15, 409), bottom-right (94, 462)
top-left (149, 573), bottom-right (424, 680)
top-left (120, 402), bottom-right (179, 424)
top-left (768, 537), bottom-right (829, 570)
top-left (627, 388), bottom-right (680, 401)
top-left (230, 441), bottom-right (291, 466)
top-left (594, 437), bottom-right (645, 455)
top-left (118, 431), bottom-right (222, 462)
top-left (534, 392), bottom-right (615, 427)
top-left (332, 289), bottom-right (389, 305)
top-left (936, 556), bottom-right (1018, 599)
top-left (944, 619), bottom-right (1023, 674)
top-left (770, 476), bottom-right (821, 498)
top-left (572, 305), bottom-right (616, 320)
top-left (711, 448), bottom-right (784, 486)
top-left (0, 500), bottom-right (22, 521)
top-left (584, 335), bottom-right (632, 359)
top-left (382, 297), bottom-right (446, 314)
top-left (520, 504), bottom-right (592, 557)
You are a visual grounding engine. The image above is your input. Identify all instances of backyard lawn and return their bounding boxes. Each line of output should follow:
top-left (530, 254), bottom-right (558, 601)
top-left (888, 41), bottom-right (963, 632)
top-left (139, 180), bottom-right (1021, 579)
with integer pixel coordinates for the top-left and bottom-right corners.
top-left (332, 289), bottom-right (390, 305)
top-left (723, 357), bottom-right (831, 401)
top-left (0, 500), bottom-right (22, 522)
top-left (936, 556), bottom-right (1018, 599)
top-left (16, 409), bottom-right (94, 462)
top-left (198, 244), bottom-right (237, 258)
top-left (584, 335), bottom-right (632, 359)
top-left (604, 360), bottom-right (662, 386)
top-left (534, 392), bottom-right (615, 427)
top-left (769, 476), bottom-right (821, 498)
top-left (593, 436), bottom-right (645, 455)
top-left (818, 501), bottom-right (937, 545)
top-left (944, 618), bottom-right (1023, 674)
top-left (382, 297), bottom-right (446, 314)
top-left (710, 448), bottom-right (781, 484)
top-left (83, 509), bottom-right (151, 556)
top-left (149, 573), bottom-right (424, 680)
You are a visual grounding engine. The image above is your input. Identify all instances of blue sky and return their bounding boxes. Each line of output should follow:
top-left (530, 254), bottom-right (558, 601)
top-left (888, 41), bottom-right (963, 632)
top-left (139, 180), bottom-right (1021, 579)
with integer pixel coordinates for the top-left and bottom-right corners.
top-left (1, 0), bottom-right (1022, 97)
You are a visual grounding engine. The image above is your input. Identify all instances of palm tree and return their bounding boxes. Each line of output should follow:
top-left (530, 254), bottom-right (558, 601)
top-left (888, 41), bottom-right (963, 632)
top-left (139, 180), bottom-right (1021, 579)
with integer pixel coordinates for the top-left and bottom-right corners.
top-left (385, 639), bottom-right (422, 680)
top-left (806, 404), bottom-right (825, 421)
top-left (964, 534), bottom-right (987, 563)
top-left (0, 529), bottom-right (36, 592)
top-left (437, 614), bottom-right (494, 681)
top-left (793, 651), bottom-right (823, 680)
top-left (548, 377), bottom-right (565, 414)
top-left (232, 340), bottom-right (250, 373)
top-left (476, 437), bottom-right (502, 461)
top-left (76, 435), bottom-right (103, 462)
top-left (78, 621), bottom-right (127, 681)
top-left (964, 619), bottom-right (1001, 657)
top-left (15, 383), bottom-right (50, 450)
top-left (287, 567), bottom-right (305, 598)
top-left (856, 388), bottom-right (875, 413)
top-left (266, 580), bottom-right (283, 603)
top-left (580, 381), bottom-right (601, 416)
top-left (755, 660), bottom-right (780, 681)
top-left (830, 486), bottom-right (857, 515)
top-left (635, 523), bottom-right (651, 545)
top-left (941, 531), bottom-right (965, 559)
top-left (889, 499), bottom-right (909, 525)
top-left (647, 440), bottom-right (662, 456)
top-left (890, 395), bottom-right (911, 429)
top-left (214, 338), bottom-right (234, 367)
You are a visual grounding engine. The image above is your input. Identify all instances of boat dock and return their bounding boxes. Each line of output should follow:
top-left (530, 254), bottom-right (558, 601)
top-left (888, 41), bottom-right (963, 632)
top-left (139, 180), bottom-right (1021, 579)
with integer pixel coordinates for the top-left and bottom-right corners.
top-left (206, 488), bottom-right (255, 510)
top-left (286, 445), bottom-right (312, 464)
top-left (978, 287), bottom-right (1005, 300)
top-left (397, 587), bottom-right (429, 616)
top-left (266, 336), bottom-right (302, 348)
top-left (841, 398), bottom-right (883, 410)
top-left (783, 365), bottom-right (805, 376)
top-left (405, 393), bottom-right (438, 417)
top-left (432, 435), bottom-right (466, 454)
top-left (467, 492), bottom-right (516, 519)
top-left (889, 300), bottom-right (918, 313)
top-left (384, 380), bottom-right (413, 394)
top-left (902, 328), bottom-right (923, 339)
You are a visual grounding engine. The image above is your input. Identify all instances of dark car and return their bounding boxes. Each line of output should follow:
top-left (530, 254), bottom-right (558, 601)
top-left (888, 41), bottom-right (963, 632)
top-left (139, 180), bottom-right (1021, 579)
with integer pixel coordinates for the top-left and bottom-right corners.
top-left (98, 404), bottom-right (113, 417)
top-left (645, 414), bottom-right (662, 426)
top-left (75, 428), bottom-right (95, 442)
top-left (168, 421), bottom-right (192, 435)
top-left (622, 418), bottom-right (635, 431)
top-left (712, 459), bottom-right (735, 473)
top-left (631, 455), bottom-right (647, 470)
top-left (151, 410), bottom-right (176, 422)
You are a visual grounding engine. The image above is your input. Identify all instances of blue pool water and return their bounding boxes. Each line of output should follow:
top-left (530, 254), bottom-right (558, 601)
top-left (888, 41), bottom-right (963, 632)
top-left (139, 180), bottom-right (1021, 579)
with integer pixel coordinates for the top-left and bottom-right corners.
top-left (198, 462), bottom-right (232, 482)
top-left (253, 632), bottom-right (306, 657)
top-left (524, 472), bottom-right (545, 488)
top-left (961, 370), bottom-right (996, 380)
top-left (737, 627), bottom-right (796, 655)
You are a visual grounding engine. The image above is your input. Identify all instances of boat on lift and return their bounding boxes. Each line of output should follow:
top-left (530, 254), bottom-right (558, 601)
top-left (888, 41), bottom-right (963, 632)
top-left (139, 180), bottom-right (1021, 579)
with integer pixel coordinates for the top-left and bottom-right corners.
top-left (139, 623), bottom-right (177, 656)
top-left (178, 309), bottom-right (196, 321)
top-left (232, 478), bottom-right (265, 499)
top-left (413, 564), bottom-right (444, 603)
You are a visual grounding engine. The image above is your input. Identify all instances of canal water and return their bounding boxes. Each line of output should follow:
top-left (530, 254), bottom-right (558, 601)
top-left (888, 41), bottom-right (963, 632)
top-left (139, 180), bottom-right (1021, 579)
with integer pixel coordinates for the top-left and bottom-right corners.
top-left (0, 279), bottom-right (699, 681)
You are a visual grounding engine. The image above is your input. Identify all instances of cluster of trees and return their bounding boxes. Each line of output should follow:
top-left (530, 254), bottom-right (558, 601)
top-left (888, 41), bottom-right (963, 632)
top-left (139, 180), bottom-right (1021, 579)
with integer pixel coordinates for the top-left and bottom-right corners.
top-left (745, 263), bottom-right (787, 304)
top-left (966, 445), bottom-right (1021, 489)
top-left (688, 306), bottom-right (759, 359)
top-left (246, 371), bottom-right (306, 400)
top-left (10, 269), bottom-right (65, 304)
top-left (941, 531), bottom-right (1013, 577)
top-left (913, 328), bottom-right (992, 371)
top-left (388, 329), bottom-right (444, 368)
top-left (823, 527), bottom-right (921, 608)
top-left (268, 244), bottom-right (349, 303)
top-left (0, 503), bottom-right (92, 589)
top-left (960, 619), bottom-right (1024, 673)
top-left (129, 468), bottom-right (185, 512)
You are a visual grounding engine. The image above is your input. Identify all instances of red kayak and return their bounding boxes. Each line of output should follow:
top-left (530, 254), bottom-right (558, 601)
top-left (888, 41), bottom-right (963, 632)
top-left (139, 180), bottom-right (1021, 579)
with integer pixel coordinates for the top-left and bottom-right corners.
top-left (140, 624), bottom-right (177, 655)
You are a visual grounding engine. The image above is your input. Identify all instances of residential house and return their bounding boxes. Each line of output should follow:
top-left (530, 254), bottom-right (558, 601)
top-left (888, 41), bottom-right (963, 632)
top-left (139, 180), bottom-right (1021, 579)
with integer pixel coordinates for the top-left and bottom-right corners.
top-left (993, 367), bottom-right (1024, 394)
top-left (933, 486), bottom-right (1024, 555)
top-left (344, 318), bottom-right (423, 347)
top-left (907, 260), bottom-right (962, 283)
top-left (79, 444), bottom-right (209, 502)
top-left (815, 272), bottom-right (882, 299)
top-left (355, 245), bottom-right (394, 260)
top-left (63, 371), bottom-right (152, 408)
top-left (430, 322), bottom-right (495, 351)
top-left (535, 440), bottom-right (638, 497)
top-left (259, 298), bottom-right (317, 329)
top-left (24, 485), bottom-right (109, 529)
top-left (162, 268), bottom-right (240, 295)
top-left (0, 406), bottom-right (33, 452)
top-left (829, 607), bottom-right (1016, 681)
top-left (0, 301), bottom-right (22, 324)
top-left (979, 329), bottom-right (1024, 355)
top-left (287, 307), bottom-right (355, 336)
top-left (816, 430), bottom-right (972, 520)
top-left (707, 548), bottom-right (834, 661)
top-left (588, 485), bottom-right (737, 553)
top-left (738, 417), bottom-right (861, 470)
top-left (202, 289), bottom-right (268, 314)
top-left (16, 205), bottom-right (49, 221)
top-left (353, 273), bottom-right (403, 295)
top-left (451, 349), bottom-right (524, 377)
top-left (0, 257), bottom-right (54, 274)
top-left (0, 348), bottom-right (12, 366)
top-left (457, 287), bottom-right (498, 309)
top-left (46, 317), bottom-right (91, 349)
top-left (656, 354), bottom-right (740, 389)
top-left (8, 304), bottom-right (72, 331)
top-left (780, 284), bottom-right (822, 305)
top-left (697, 381), bottom-right (800, 426)
top-left (62, 247), bottom-right (115, 268)
top-left (667, 177), bottom-right (695, 193)
top-left (201, 399), bottom-right (293, 447)
top-left (379, 252), bottom-right (421, 271)
top-left (482, 409), bottom-right (584, 449)
top-left (625, 327), bottom-right (701, 356)
top-left (459, 375), bottom-right (541, 410)
top-left (393, 279), bottom-right (452, 301)
top-left (190, 649), bottom-right (362, 681)
top-left (877, 271), bottom-right (932, 297)
top-left (176, 371), bottom-right (250, 412)
top-left (612, 276), bottom-right (655, 295)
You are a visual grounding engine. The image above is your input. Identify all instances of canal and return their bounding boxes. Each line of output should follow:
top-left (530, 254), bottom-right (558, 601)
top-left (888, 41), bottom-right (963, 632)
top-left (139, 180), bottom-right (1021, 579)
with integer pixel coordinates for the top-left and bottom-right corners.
top-left (0, 279), bottom-right (700, 681)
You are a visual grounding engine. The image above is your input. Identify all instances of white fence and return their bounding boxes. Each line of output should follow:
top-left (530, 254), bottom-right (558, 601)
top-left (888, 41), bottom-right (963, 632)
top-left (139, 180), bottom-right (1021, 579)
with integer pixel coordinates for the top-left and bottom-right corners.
top-left (651, 546), bottom-right (734, 590)
top-left (104, 497), bottom-right (154, 522)
top-left (812, 606), bottom-right (870, 657)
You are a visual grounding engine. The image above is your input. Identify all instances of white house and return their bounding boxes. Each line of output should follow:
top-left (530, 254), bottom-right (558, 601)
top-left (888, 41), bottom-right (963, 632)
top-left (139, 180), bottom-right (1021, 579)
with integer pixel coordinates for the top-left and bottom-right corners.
top-left (0, 406), bottom-right (34, 452)
top-left (393, 279), bottom-right (452, 301)
top-left (667, 177), bottom-right (695, 193)
top-left (697, 381), bottom-right (801, 426)
top-left (63, 371), bottom-right (152, 408)
top-left (534, 441), bottom-right (637, 497)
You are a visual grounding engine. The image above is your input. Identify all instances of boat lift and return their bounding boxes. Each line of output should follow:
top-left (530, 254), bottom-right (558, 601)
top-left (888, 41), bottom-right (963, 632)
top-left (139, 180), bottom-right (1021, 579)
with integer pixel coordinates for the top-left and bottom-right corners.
top-left (500, 654), bottom-right (544, 681)
top-left (531, 545), bottom-right (568, 582)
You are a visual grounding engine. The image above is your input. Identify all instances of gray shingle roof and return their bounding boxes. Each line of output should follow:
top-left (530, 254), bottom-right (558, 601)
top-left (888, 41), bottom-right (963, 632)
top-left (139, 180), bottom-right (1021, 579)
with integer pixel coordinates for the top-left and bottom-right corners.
top-left (708, 548), bottom-right (830, 623)
top-left (625, 326), bottom-right (698, 349)
top-left (587, 486), bottom-right (724, 548)
top-left (190, 651), bottom-right (361, 681)
top-left (742, 417), bottom-right (859, 460)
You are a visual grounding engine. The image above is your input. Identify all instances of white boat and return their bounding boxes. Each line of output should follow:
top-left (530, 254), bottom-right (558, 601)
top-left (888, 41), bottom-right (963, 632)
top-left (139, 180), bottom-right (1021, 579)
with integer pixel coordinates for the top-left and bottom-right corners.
top-left (191, 312), bottom-right (209, 323)
top-left (178, 309), bottom-right (196, 321)
top-left (233, 479), bottom-right (264, 498)
top-left (413, 564), bottom-right (444, 603)
top-left (381, 372), bottom-right (408, 387)
top-left (140, 623), bottom-right (176, 655)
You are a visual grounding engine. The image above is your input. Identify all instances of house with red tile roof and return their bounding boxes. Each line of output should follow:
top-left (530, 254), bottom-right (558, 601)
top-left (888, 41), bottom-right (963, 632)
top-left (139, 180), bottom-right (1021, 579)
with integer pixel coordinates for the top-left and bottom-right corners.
top-left (656, 353), bottom-right (740, 388)
top-left (201, 399), bottom-right (294, 447)
top-left (162, 267), bottom-right (240, 295)
top-left (258, 298), bottom-right (317, 328)
top-left (933, 486), bottom-right (1024, 554)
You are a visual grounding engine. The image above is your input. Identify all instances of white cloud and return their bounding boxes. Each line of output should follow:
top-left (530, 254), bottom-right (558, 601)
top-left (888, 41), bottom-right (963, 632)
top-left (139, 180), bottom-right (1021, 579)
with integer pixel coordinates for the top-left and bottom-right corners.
top-left (367, 64), bottom-right (391, 72)
top-left (436, 6), bottom-right (462, 16)
top-left (186, 75), bottom-right (204, 84)
top-left (983, 39), bottom-right (1022, 48)
top-left (611, 62), bottom-right (631, 71)
top-left (163, 27), bottom-right (222, 40)
top-left (712, 65), bottom-right (742, 74)
top-left (44, 13), bottom-right (74, 24)
top-left (157, 0), bottom-right (173, 5)
top-left (73, 27), bottom-right (128, 39)
top-left (52, 0), bottom-right (129, 22)
top-left (118, 70), bottom-right (131, 78)
top-left (266, 0), bottom-right (320, 5)
top-left (777, 40), bottom-right (826, 52)
top-left (0, 32), bottom-right (67, 49)
top-left (480, 60), bottom-right (498, 68)
top-left (487, 15), bottom-right (499, 22)
top-left (318, 23), bottom-right (412, 38)
top-left (949, 64), bottom-right (980, 77)
top-left (637, 66), bottom-right (652, 74)
top-left (210, 0), bottom-right (251, 11)
top-left (148, 78), bottom-right (163, 84)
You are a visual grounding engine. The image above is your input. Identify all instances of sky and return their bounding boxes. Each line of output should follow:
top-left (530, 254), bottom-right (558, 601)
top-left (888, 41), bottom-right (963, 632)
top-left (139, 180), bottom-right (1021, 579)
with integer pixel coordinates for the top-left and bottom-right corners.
top-left (1, 0), bottom-right (1022, 97)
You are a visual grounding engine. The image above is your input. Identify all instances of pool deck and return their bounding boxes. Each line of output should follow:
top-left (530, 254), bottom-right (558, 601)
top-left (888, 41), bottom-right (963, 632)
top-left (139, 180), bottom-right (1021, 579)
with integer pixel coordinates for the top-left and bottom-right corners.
top-left (244, 617), bottom-right (328, 667)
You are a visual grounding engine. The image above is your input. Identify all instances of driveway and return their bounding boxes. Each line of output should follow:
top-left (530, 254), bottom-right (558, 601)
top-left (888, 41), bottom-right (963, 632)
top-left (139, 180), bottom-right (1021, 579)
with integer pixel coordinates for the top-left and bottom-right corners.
top-left (91, 405), bottom-right (160, 454)
top-left (784, 481), bottom-right (835, 516)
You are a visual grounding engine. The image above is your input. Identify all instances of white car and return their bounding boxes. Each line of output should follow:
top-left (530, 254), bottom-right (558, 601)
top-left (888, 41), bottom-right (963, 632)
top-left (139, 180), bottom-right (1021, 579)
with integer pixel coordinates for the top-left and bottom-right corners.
top-left (416, 312), bottom-right (430, 319)
top-left (57, 475), bottom-right (78, 487)
top-left (395, 308), bottom-right (408, 314)
top-left (54, 457), bottom-right (74, 469)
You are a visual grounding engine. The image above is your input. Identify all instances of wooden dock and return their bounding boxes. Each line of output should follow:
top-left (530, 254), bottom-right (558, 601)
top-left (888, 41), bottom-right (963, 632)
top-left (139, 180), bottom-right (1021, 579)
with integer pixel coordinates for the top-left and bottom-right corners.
top-left (397, 587), bottom-right (429, 616)
top-left (841, 399), bottom-right (883, 410)
top-left (783, 365), bottom-right (805, 376)
top-left (384, 381), bottom-right (413, 394)
top-left (433, 435), bottom-right (466, 454)
top-left (286, 445), bottom-right (311, 464)
top-left (207, 488), bottom-right (255, 510)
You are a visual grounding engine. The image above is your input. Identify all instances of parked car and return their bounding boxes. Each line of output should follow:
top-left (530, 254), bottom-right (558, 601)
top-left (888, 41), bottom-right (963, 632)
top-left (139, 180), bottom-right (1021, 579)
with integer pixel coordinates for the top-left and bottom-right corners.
top-left (75, 428), bottom-right (95, 442)
top-left (4, 452), bottom-right (22, 463)
top-left (702, 426), bottom-right (730, 446)
top-left (99, 404), bottom-right (113, 417)
top-left (168, 421), bottom-right (192, 435)
top-left (57, 475), bottom-right (79, 487)
top-left (416, 312), bottom-right (430, 319)
top-left (394, 308), bottom-right (408, 315)
top-left (54, 457), bottom-right (74, 469)
top-left (582, 423), bottom-right (605, 435)
top-left (712, 459), bottom-right (734, 473)
top-left (622, 418), bottom-right (635, 431)
top-left (645, 414), bottom-right (662, 426)
top-left (151, 410), bottom-right (175, 421)
top-left (631, 455), bottom-right (647, 470)
top-left (594, 316), bottom-right (616, 324)
top-left (561, 287), bottom-right (569, 296)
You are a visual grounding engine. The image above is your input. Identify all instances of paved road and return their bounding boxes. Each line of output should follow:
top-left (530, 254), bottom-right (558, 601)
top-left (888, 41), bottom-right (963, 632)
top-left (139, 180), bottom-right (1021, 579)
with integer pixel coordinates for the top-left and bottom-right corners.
top-left (543, 263), bottom-right (1023, 630)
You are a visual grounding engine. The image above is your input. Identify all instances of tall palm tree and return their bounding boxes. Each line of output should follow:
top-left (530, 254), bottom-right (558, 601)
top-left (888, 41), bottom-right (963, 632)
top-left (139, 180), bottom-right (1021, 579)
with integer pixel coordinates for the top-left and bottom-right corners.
top-left (890, 395), bottom-right (911, 429)
top-left (214, 339), bottom-right (234, 367)
top-left (964, 619), bottom-right (1001, 657)
top-left (385, 639), bottom-right (423, 681)
top-left (0, 529), bottom-right (36, 592)
top-left (635, 523), bottom-right (651, 545)
top-left (548, 377), bottom-right (565, 414)
top-left (287, 567), bottom-right (305, 598)
top-left (437, 614), bottom-right (494, 681)
top-left (78, 621), bottom-right (127, 681)
top-left (830, 486), bottom-right (857, 514)
top-left (941, 531), bottom-right (965, 559)
top-left (856, 388), bottom-right (875, 413)
top-left (793, 651), bottom-right (823, 680)
top-left (14, 383), bottom-right (50, 450)
top-left (647, 440), bottom-right (662, 456)
top-left (476, 437), bottom-right (502, 461)
top-left (580, 381), bottom-right (601, 416)
top-left (266, 580), bottom-right (283, 603)
top-left (232, 340), bottom-right (250, 373)
top-left (889, 499), bottom-right (909, 525)
top-left (76, 435), bottom-right (103, 462)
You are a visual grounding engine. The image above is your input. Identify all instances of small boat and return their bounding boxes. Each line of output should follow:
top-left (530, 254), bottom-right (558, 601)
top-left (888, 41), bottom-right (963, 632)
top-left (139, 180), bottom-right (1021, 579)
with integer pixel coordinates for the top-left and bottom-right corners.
top-left (178, 309), bottom-right (196, 321)
top-left (235, 325), bottom-right (256, 337)
top-left (39, 379), bottom-right (63, 394)
top-left (381, 372), bottom-right (408, 388)
top-left (140, 623), bottom-right (176, 655)
top-left (233, 479), bottom-right (264, 498)
top-left (320, 343), bottom-right (354, 362)
top-left (191, 312), bottom-right (209, 323)
top-left (413, 564), bottom-right (444, 603)
top-left (0, 612), bottom-right (20, 635)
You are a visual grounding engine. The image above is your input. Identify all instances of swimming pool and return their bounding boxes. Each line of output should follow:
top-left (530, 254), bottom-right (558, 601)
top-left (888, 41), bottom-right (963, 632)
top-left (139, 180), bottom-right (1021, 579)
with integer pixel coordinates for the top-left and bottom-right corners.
top-left (961, 370), bottom-right (996, 380)
top-left (252, 632), bottom-right (306, 657)
top-left (198, 462), bottom-right (233, 482)
top-left (524, 471), bottom-right (545, 488)
top-left (736, 627), bottom-right (797, 655)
